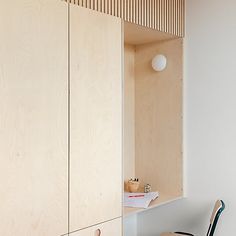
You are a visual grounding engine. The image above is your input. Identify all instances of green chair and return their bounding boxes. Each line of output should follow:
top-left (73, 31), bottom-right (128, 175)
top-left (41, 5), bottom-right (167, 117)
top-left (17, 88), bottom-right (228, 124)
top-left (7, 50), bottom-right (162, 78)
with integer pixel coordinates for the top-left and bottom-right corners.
top-left (161, 200), bottom-right (225, 236)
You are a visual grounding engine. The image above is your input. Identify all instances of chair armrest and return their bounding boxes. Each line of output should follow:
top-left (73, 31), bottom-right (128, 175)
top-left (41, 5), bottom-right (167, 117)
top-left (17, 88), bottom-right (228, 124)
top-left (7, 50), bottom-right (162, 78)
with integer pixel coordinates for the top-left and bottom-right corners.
top-left (175, 232), bottom-right (194, 236)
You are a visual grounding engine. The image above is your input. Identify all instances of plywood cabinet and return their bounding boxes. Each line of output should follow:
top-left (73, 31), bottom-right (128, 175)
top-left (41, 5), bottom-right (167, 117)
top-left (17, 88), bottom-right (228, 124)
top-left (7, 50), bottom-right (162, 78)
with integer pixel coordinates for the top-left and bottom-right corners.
top-left (69, 218), bottom-right (122, 236)
top-left (70, 5), bottom-right (122, 232)
top-left (0, 1), bottom-right (183, 235)
top-left (0, 0), bottom-right (68, 235)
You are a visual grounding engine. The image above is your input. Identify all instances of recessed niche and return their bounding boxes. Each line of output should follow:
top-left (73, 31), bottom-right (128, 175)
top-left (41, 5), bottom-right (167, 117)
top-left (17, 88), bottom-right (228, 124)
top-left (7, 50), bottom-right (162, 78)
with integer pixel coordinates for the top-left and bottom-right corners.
top-left (123, 22), bottom-right (183, 216)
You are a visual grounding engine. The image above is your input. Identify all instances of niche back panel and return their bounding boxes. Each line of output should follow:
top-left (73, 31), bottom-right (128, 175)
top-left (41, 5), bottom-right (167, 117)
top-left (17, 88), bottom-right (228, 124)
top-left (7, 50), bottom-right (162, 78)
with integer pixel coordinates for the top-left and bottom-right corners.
top-left (135, 39), bottom-right (183, 197)
top-left (65, 0), bottom-right (185, 37)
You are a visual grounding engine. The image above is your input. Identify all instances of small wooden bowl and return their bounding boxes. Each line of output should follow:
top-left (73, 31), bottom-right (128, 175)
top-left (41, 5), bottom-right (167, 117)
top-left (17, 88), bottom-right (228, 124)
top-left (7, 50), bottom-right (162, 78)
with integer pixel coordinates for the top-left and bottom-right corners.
top-left (127, 180), bottom-right (140, 193)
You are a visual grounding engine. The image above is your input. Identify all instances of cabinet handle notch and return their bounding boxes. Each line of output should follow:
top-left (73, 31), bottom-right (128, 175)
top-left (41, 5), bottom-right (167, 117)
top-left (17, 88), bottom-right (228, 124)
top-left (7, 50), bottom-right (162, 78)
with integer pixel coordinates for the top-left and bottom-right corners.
top-left (95, 228), bottom-right (101, 236)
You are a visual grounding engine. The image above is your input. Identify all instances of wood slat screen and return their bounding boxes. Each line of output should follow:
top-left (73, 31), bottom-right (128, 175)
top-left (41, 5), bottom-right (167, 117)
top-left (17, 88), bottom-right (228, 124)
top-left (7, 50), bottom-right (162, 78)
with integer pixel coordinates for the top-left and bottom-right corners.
top-left (65, 0), bottom-right (185, 37)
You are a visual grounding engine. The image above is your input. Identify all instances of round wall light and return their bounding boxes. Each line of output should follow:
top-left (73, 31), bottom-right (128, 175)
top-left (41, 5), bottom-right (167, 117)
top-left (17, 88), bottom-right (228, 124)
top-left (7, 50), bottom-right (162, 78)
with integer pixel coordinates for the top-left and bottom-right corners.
top-left (151, 54), bottom-right (167, 72)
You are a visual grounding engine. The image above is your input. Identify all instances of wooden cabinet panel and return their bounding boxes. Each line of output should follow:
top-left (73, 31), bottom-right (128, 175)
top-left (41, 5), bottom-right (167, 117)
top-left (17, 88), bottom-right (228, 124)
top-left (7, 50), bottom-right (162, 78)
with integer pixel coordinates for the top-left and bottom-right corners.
top-left (69, 218), bottom-right (122, 236)
top-left (0, 1), bottom-right (68, 235)
top-left (70, 5), bottom-right (122, 232)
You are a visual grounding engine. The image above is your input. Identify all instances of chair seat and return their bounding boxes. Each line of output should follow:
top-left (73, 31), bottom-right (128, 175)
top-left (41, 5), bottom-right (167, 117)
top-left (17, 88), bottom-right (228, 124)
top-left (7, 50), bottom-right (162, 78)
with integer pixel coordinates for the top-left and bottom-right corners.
top-left (161, 233), bottom-right (181, 236)
top-left (160, 200), bottom-right (225, 236)
top-left (161, 233), bottom-right (194, 236)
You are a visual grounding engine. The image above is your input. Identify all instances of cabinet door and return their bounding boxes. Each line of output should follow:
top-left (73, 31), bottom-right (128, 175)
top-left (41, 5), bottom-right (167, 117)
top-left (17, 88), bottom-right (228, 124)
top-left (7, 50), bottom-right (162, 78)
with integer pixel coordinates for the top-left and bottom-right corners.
top-left (70, 218), bottom-right (122, 236)
top-left (70, 5), bottom-right (122, 232)
top-left (0, 1), bottom-right (68, 235)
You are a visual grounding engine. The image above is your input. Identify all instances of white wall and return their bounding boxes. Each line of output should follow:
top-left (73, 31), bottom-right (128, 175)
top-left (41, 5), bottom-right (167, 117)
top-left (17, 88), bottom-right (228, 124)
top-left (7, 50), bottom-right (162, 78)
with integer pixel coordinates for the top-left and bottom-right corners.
top-left (124, 215), bottom-right (137, 236)
top-left (137, 0), bottom-right (236, 235)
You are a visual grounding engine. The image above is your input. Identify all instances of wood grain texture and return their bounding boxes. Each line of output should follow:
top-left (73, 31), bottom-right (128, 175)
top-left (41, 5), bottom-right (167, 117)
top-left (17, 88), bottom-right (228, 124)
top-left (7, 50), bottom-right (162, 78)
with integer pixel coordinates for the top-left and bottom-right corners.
top-left (124, 21), bottom-right (178, 45)
top-left (65, 0), bottom-right (185, 37)
top-left (69, 218), bottom-right (122, 236)
top-left (135, 39), bottom-right (183, 197)
top-left (0, 0), bottom-right (68, 235)
top-left (70, 5), bottom-right (122, 231)
top-left (123, 39), bottom-right (183, 216)
top-left (124, 44), bottom-right (135, 188)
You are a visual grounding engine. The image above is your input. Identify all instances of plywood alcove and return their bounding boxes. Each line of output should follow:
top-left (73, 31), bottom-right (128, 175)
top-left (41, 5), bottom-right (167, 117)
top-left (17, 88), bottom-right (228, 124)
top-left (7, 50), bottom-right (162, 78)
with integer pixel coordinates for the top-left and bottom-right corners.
top-left (123, 22), bottom-right (183, 216)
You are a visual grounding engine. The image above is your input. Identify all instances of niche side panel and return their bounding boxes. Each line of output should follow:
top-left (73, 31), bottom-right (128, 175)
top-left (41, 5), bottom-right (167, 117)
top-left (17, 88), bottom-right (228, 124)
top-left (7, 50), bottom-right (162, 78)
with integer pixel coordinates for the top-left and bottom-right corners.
top-left (124, 44), bottom-right (136, 190)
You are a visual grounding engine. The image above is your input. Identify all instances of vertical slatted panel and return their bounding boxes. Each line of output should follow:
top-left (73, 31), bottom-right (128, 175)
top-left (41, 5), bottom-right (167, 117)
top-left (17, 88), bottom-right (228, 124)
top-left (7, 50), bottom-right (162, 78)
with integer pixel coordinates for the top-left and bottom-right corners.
top-left (182, 0), bottom-right (184, 35)
top-left (173, 0), bottom-right (176, 35)
top-left (165, 0), bottom-right (168, 33)
top-left (117, 0), bottom-right (120, 18)
top-left (112, 0), bottom-right (115, 17)
top-left (141, 0), bottom-right (143, 26)
top-left (150, 0), bottom-right (153, 29)
top-left (123, 0), bottom-right (126, 20)
top-left (121, 0), bottom-right (123, 19)
top-left (93, 0), bottom-right (96, 11)
top-left (159, 0), bottom-right (162, 32)
top-left (147, 0), bottom-right (149, 28)
top-left (144, 0), bottom-right (146, 27)
top-left (178, 0), bottom-right (181, 36)
top-left (64, 0), bottom-right (185, 37)
top-left (164, 0), bottom-right (167, 33)
top-left (127, 0), bottom-right (130, 22)
top-left (153, 0), bottom-right (156, 30)
top-left (138, 0), bottom-right (141, 25)
top-left (161, 0), bottom-right (164, 32)
top-left (182, 0), bottom-right (185, 36)
top-left (133, 0), bottom-right (136, 24)
top-left (105, 0), bottom-right (108, 15)
top-left (130, 0), bottom-right (132, 23)
top-left (135, 0), bottom-right (139, 25)
top-left (177, 0), bottom-right (180, 36)
top-left (181, 0), bottom-right (183, 35)
top-left (96, 0), bottom-right (99, 11)
top-left (98, 0), bottom-right (101, 12)
top-left (111, 0), bottom-right (113, 16)
top-left (153, 0), bottom-right (156, 29)
top-left (169, 0), bottom-right (173, 35)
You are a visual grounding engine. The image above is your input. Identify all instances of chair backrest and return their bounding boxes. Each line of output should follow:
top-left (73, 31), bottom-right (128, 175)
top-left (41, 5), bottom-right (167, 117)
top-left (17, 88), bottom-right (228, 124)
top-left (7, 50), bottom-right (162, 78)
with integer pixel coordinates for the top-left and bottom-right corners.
top-left (206, 200), bottom-right (225, 236)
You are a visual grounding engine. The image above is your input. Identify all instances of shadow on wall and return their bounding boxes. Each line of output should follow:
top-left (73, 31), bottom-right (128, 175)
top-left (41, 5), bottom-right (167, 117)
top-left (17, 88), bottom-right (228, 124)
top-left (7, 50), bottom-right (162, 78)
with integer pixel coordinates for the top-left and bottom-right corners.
top-left (137, 199), bottom-right (213, 236)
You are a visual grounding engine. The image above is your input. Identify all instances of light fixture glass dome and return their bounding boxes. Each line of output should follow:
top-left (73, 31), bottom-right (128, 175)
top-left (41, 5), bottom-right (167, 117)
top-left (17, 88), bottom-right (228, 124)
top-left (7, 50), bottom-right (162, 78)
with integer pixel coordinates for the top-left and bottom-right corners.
top-left (152, 54), bottom-right (167, 72)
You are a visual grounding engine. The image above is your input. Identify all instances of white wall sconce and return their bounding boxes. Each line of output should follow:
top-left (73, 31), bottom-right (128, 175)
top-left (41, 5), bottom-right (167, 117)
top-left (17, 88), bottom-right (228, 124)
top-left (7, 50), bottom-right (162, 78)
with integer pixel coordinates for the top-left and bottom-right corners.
top-left (151, 54), bottom-right (167, 72)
